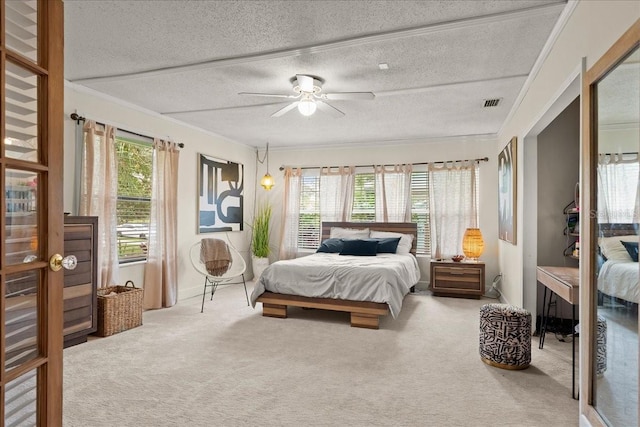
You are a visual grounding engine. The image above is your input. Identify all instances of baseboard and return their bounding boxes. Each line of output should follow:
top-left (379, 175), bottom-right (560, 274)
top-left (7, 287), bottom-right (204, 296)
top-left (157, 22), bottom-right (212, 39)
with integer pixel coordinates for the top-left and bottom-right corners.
top-left (179, 284), bottom-right (206, 301)
top-left (179, 280), bottom-right (254, 303)
top-left (534, 314), bottom-right (576, 336)
top-left (414, 280), bottom-right (430, 291)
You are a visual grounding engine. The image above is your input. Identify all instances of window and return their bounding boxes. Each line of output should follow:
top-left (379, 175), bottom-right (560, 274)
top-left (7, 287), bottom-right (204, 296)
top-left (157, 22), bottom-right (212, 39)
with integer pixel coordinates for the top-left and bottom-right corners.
top-left (296, 170), bottom-right (432, 254)
top-left (298, 175), bottom-right (321, 250)
top-left (352, 173), bottom-right (376, 221)
top-left (115, 135), bottom-right (153, 263)
top-left (597, 159), bottom-right (639, 223)
top-left (410, 171), bottom-right (430, 254)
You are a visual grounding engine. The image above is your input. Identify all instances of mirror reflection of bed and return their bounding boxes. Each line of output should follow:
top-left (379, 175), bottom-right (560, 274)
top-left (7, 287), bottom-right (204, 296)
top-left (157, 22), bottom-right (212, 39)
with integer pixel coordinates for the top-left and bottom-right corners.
top-left (597, 224), bottom-right (639, 307)
top-left (595, 222), bottom-right (639, 426)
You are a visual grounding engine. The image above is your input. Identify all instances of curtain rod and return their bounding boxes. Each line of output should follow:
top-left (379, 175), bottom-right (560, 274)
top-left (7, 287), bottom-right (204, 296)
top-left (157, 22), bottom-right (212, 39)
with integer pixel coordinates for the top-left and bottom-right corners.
top-left (278, 157), bottom-right (489, 171)
top-left (70, 113), bottom-right (184, 148)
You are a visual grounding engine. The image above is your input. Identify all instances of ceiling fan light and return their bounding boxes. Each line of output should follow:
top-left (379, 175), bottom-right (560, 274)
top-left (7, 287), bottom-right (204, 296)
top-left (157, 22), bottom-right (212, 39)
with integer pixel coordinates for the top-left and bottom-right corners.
top-left (298, 98), bottom-right (317, 116)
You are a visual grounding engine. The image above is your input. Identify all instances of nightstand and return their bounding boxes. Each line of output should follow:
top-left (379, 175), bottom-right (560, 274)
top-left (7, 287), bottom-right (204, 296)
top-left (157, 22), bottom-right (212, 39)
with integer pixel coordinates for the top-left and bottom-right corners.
top-left (430, 260), bottom-right (485, 299)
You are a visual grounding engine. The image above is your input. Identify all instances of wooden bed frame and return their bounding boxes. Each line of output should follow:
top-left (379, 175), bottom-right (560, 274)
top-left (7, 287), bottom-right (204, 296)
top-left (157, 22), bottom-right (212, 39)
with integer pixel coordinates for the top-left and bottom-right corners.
top-left (256, 222), bottom-right (418, 329)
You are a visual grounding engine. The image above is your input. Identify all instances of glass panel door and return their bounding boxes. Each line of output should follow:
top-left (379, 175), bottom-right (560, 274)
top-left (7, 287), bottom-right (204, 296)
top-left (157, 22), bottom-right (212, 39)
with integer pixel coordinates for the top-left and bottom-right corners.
top-left (1, 1), bottom-right (65, 426)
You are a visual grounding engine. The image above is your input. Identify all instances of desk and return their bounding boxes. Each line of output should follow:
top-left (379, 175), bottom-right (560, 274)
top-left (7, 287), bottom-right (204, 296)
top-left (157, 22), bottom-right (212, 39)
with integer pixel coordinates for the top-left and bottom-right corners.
top-left (536, 266), bottom-right (579, 399)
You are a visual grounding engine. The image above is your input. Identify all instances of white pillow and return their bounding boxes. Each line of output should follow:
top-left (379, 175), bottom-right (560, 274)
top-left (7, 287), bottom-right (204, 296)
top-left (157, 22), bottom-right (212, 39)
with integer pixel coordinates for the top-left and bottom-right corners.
top-left (370, 230), bottom-right (414, 254)
top-left (329, 227), bottom-right (370, 240)
top-left (599, 235), bottom-right (638, 261)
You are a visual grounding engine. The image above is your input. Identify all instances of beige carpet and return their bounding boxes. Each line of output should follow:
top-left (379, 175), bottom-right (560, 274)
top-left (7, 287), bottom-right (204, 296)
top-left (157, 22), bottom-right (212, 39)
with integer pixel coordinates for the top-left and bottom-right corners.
top-left (63, 283), bottom-right (578, 427)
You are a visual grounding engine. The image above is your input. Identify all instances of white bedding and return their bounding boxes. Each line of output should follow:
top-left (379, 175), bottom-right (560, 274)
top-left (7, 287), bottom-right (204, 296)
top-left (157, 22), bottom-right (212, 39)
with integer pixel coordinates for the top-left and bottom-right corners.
top-left (598, 259), bottom-right (639, 304)
top-left (250, 253), bottom-right (420, 318)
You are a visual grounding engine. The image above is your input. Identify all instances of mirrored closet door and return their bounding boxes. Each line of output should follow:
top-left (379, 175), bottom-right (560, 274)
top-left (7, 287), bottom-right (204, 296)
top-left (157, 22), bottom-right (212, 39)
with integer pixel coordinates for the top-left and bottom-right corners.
top-left (582, 20), bottom-right (640, 427)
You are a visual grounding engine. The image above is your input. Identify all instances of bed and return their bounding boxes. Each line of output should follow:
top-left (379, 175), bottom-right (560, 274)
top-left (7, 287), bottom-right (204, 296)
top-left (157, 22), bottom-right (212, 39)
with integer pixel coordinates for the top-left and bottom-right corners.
top-left (250, 222), bottom-right (420, 329)
top-left (596, 224), bottom-right (639, 305)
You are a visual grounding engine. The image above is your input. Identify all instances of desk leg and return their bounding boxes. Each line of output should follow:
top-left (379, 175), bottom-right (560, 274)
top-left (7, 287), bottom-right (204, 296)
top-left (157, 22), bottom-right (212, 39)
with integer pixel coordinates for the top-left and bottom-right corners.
top-left (539, 286), bottom-right (549, 349)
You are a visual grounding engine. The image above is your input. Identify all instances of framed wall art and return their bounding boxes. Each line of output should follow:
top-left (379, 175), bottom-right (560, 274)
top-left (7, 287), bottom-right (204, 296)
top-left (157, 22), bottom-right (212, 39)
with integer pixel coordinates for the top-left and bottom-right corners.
top-left (198, 153), bottom-right (244, 233)
top-left (498, 137), bottom-right (517, 244)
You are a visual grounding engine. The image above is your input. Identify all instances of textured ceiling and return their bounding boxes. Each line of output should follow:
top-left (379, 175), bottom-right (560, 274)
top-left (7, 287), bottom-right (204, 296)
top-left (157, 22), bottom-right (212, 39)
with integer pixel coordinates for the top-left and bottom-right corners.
top-left (64, 0), bottom-right (568, 148)
top-left (598, 50), bottom-right (640, 128)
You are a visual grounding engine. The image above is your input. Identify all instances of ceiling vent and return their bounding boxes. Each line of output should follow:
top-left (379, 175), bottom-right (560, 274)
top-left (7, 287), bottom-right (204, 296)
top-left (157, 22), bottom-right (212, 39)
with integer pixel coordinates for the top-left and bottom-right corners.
top-left (483, 98), bottom-right (501, 108)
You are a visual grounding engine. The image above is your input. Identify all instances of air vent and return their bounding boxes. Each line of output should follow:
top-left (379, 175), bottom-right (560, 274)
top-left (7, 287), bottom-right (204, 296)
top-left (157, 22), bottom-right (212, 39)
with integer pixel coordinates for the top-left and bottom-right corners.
top-left (483, 98), bottom-right (501, 108)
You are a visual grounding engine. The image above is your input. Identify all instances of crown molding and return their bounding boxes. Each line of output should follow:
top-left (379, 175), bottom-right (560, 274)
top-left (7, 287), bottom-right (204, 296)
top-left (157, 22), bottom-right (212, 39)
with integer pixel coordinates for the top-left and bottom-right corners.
top-left (599, 122), bottom-right (640, 131)
top-left (268, 133), bottom-right (498, 151)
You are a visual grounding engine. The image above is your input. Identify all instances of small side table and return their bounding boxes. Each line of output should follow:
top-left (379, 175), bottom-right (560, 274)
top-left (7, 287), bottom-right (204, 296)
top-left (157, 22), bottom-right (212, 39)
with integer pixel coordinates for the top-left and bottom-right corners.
top-left (430, 260), bottom-right (485, 299)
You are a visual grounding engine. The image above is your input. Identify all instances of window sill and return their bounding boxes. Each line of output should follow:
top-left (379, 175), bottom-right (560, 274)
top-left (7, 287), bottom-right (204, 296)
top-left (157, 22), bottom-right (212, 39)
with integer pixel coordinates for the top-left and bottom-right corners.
top-left (119, 259), bottom-right (147, 267)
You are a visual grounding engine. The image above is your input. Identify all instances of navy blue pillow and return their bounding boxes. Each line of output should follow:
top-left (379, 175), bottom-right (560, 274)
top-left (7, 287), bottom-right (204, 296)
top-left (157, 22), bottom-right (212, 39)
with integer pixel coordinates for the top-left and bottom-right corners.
top-left (339, 239), bottom-right (378, 256)
top-left (621, 240), bottom-right (638, 262)
top-left (374, 237), bottom-right (401, 254)
top-left (316, 238), bottom-right (344, 253)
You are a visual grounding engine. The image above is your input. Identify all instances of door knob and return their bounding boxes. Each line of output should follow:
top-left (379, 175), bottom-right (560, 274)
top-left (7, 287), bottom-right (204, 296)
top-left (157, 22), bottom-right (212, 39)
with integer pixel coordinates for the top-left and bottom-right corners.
top-left (49, 254), bottom-right (78, 272)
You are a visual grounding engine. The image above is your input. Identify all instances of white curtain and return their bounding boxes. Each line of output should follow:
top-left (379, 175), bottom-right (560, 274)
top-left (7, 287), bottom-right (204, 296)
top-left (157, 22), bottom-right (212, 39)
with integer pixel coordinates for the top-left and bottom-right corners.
top-left (597, 153), bottom-right (639, 223)
top-left (143, 139), bottom-right (180, 309)
top-left (429, 161), bottom-right (478, 259)
top-left (375, 164), bottom-right (412, 222)
top-left (320, 166), bottom-right (355, 222)
top-left (279, 167), bottom-right (303, 260)
top-left (79, 121), bottom-right (119, 287)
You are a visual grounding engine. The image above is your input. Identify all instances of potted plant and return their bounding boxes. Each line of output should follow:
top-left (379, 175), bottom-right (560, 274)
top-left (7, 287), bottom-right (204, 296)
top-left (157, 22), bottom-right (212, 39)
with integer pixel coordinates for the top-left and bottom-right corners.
top-left (251, 203), bottom-right (272, 280)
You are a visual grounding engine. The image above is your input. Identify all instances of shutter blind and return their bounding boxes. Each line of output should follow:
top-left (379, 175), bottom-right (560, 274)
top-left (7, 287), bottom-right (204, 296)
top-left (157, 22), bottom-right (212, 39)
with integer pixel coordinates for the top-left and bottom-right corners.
top-left (298, 175), bottom-right (321, 249)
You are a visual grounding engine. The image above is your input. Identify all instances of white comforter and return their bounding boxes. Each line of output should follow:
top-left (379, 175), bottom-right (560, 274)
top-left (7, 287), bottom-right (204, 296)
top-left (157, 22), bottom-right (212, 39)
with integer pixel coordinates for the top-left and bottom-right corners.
top-left (250, 253), bottom-right (420, 318)
top-left (598, 259), bottom-right (639, 304)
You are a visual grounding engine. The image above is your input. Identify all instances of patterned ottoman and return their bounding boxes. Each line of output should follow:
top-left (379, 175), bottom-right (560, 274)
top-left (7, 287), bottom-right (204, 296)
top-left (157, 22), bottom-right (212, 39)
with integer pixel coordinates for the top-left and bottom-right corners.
top-left (596, 315), bottom-right (607, 376)
top-left (479, 303), bottom-right (531, 370)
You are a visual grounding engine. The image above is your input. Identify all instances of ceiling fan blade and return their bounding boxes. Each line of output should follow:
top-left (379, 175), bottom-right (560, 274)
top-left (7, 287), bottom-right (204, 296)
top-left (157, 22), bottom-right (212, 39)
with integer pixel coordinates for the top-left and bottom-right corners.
top-left (296, 74), bottom-right (315, 93)
top-left (322, 92), bottom-right (375, 100)
top-left (271, 101), bottom-right (300, 118)
top-left (316, 100), bottom-right (345, 118)
top-left (239, 92), bottom-right (299, 99)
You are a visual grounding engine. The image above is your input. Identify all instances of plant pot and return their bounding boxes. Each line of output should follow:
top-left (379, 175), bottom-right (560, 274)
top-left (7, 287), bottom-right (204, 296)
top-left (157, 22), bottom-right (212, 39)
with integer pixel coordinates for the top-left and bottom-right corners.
top-left (251, 255), bottom-right (269, 281)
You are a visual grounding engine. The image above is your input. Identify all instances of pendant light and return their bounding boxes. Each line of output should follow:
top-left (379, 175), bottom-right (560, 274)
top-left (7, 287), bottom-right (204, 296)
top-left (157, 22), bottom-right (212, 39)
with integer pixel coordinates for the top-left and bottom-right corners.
top-left (259, 142), bottom-right (274, 190)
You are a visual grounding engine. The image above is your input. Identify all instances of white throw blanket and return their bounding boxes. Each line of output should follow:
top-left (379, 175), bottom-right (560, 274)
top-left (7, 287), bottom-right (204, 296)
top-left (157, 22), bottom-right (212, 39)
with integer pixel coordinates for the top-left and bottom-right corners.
top-left (598, 259), bottom-right (639, 303)
top-left (250, 253), bottom-right (420, 318)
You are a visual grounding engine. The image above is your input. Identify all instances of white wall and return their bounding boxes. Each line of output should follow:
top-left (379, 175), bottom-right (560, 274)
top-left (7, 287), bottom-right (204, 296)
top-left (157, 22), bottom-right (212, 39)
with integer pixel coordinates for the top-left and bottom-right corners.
top-left (600, 127), bottom-right (640, 152)
top-left (261, 137), bottom-right (499, 290)
top-left (62, 85), bottom-right (498, 300)
top-left (63, 83), bottom-right (257, 302)
top-left (497, 1), bottom-right (640, 307)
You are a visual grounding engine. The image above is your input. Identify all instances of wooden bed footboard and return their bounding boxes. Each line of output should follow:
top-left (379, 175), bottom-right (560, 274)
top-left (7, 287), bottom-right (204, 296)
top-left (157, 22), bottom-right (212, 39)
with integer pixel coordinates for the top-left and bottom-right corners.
top-left (256, 292), bottom-right (390, 329)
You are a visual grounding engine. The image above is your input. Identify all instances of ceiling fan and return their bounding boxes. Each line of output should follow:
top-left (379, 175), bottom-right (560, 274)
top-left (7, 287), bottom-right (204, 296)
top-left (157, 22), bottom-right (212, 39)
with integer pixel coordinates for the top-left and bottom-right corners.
top-left (239, 74), bottom-right (375, 118)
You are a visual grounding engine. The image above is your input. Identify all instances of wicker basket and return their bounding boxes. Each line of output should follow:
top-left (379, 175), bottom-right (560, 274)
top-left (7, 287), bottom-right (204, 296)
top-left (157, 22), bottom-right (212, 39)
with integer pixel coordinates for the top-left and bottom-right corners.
top-left (95, 280), bottom-right (143, 337)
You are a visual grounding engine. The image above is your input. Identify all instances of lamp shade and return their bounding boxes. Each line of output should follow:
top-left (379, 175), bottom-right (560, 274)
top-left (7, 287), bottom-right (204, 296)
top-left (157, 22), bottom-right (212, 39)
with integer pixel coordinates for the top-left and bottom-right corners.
top-left (462, 228), bottom-right (484, 260)
top-left (260, 173), bottom-right (274, 190)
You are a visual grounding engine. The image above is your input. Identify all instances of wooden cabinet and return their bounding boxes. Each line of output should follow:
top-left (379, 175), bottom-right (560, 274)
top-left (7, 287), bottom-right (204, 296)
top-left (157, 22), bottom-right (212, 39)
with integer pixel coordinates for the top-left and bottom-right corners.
top-left (63, 216), bottom-right (98, 347)
top-left (430, 260), bottom-right (485, 299)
